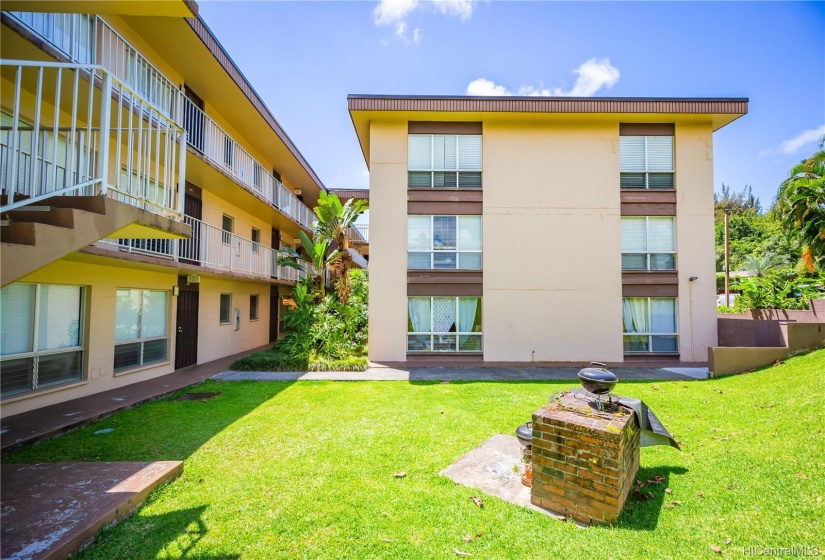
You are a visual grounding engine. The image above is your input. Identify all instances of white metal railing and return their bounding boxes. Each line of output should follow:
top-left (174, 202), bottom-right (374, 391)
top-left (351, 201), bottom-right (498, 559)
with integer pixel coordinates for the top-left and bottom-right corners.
top-left (98, 215), bottom-right (316, 282)
top-left (348, 248), bottom-right (368, 268)
top-left (181, 96), bottom-right (314, 229)
top-left (1, 61), bottom-right (185, 215)
top-left (5, 10), bottom-right (317, 231)
top-left (348, 223), bottom-right (369, 243)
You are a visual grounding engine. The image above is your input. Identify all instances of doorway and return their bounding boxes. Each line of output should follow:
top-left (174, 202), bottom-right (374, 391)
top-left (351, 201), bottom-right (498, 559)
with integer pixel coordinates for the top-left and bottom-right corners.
top-left (175, 276), bottom-right (199, 369)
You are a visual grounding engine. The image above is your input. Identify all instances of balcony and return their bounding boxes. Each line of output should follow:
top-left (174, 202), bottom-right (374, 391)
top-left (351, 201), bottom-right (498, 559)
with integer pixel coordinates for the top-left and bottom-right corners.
top-left (348, 248), bottom-right (368, 269)
top-left (4, 10), bottom-right (317, 231)
top-left (1, 60), bottom-right (185, 215)
top-left (348, 223), bottom-right (369, 244)
top-left (181, 97), bottom-right (313, 229)
top-left (98, 215), bottom-right (317, 282)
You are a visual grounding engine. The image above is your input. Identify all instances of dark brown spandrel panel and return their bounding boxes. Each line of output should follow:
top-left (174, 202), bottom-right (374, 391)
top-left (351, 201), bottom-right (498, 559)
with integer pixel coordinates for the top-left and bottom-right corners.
top-left (408, 121), bottom-right (483, 134)
top-left (619, 123), bottom-right (675, 136)
top-left (621, 203), bottom-right (676, 216)
top-left (622, 285), bottom-right (678, 297)
top-left (408, 271), bottom-right (483, 283)
top-left (408, 284), bottom-right (483, 296)
top-left (620, 190), bottom-right (677, 204)
top-left (622, 271), bottom-right (679, 285)
top-left (408, 190), bottom-right (483, 202)
top-left (408, 201), bottom-right (483, 215)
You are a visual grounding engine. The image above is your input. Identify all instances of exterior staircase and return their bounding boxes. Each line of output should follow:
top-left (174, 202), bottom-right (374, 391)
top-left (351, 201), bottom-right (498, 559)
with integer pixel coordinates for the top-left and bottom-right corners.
top-left (1, 195), bottom-right (190, 286)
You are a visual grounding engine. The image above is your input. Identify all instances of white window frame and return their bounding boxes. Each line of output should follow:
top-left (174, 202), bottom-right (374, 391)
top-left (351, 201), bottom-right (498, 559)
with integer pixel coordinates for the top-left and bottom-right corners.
top-left (407, 134), bottom-right (482, 189)
top-left (0, 283), bottom-right (85, 396)
top-left (620, 135), bottom-right (675, 189)
top-left (251, 227), bottom-right (261, 254)
top-left (621, 216), bottom-right (677, 271)
top-left (407, 215), bottom-right (482, 270)
top-left (407, 296), bottom-right (483, 353)
top-left (622, 297), bottom-right (679, 353)
top-left (113, 288), bottom-right (169, 372)
top-left (221, 214), bottom-right (234, 245)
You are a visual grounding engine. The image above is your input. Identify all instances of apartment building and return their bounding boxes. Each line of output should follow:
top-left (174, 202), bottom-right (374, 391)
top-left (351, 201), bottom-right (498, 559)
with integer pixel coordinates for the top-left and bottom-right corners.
top-left (349, 95), bottom-right (747, 364)
top-left (0, 2), bottom-right (366, 416)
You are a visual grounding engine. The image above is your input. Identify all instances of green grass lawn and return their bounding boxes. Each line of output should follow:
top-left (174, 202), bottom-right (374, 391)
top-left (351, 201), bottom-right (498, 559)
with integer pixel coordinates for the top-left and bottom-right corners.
top-left (5, 350), bottom-right (825, 559)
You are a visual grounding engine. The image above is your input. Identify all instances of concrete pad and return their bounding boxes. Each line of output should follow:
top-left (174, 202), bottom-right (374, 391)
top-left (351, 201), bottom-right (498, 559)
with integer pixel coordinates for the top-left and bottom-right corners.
top-left (440, 434), bottom-right (569, 520)
top-left (1, 461), bottom-right (182, 560)
top-left (213, 366), bottom-right (697, 382)
top-left (662, 367), bottom-right (709, 380)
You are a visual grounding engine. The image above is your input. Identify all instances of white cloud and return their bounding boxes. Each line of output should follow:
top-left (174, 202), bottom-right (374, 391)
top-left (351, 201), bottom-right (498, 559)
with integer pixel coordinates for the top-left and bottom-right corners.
top-left (466, 58), bottom-right (621, 98)
top-left (760, 125), bottom-right (825, 157)
top-left (374, 0), bottom-right (477, 43)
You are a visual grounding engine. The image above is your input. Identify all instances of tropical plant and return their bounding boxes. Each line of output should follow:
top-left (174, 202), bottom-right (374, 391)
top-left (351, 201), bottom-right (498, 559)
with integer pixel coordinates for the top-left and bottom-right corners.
top-left (277, 231), bottom-right (341, 299)
top-left (742, 251), bottom-right (786, 277)
top-left (312, 192), bottom-right (368, 303)
top-left (731, 272), bottom-right (825, 311)
top-left (775, 142), bottom-right (825, 268)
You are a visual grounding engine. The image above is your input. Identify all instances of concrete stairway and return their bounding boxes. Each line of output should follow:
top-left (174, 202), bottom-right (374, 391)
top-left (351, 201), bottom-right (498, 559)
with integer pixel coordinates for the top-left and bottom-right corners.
top-left (1, 196), bottom-right (191, 287)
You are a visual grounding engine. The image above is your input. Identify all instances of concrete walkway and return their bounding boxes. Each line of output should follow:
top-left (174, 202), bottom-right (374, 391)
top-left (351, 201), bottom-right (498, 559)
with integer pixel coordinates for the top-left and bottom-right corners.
top-left (1, 461), bottom-right (182, 560)
top-left (0, 346), bottom-right (268, 453)
top-left (214, 365), bottom-right (707, 382)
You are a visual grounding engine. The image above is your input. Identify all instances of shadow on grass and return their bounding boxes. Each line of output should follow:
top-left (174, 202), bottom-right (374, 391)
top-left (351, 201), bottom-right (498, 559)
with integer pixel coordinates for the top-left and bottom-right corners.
top-left (618, 465), bottom-right (688, 531)
top-left (3, 381), bottom-right (295, 464)
top-left (80, 504), bottom-right (240, 560)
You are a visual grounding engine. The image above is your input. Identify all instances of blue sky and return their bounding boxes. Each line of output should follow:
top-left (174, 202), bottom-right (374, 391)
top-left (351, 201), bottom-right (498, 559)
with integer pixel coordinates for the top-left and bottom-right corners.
top-left (198, 1), bottom-right (824, 212)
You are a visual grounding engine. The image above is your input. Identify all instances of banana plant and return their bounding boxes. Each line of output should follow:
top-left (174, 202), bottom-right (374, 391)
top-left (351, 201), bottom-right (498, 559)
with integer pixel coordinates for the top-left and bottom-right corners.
top-left (276, 230), bottom-right (340, 299)
top-left (313, 192), bottom-right (368, 303)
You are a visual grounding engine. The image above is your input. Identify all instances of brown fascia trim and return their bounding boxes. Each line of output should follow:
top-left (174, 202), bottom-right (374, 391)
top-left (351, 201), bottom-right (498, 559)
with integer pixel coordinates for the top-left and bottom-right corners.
top-left (623, 285), bottom-right (678, 297)
top-left (348, 95), bottom-right (748, 116)
top-left (409, 121), bottom-right (483, 134)
top-left (619, 123), bottom-right (674, 136)
top-left (185, 16), bottom-right (327, 192)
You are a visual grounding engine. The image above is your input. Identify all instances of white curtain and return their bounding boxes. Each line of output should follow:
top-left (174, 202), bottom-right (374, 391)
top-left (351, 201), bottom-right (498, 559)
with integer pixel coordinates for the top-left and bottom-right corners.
top-left (432, 297), bottom-right (456, 332)
top-left (622, 298), bottom-right (649, 333)
top-left (651, 298), bottom-right (677, 333)
top-left (458, 298), bottom-right (479, 333)
top-left (408, 298), bottom-right (431, 332)
top-left (115, 289), bottom-right (141, 342)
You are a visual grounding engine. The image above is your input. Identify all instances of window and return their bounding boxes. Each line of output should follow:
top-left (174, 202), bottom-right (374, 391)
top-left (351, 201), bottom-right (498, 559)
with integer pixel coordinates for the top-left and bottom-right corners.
top-left (223, 136), bottom-right (234, 169)
top-left (251, 228), bottom-right (261, 254)
top-left (621, 217), bottom-right (676, 271)
top-left (407, 297), bottom-right (482, 353)
top-left (250, 294), bottom-right (260, 321)
top-left (622, 297), bottom-right (678, 353)
top-left (408, 134), bottom-right (482, 188)
top-left (408, 215), bottom-right (482, 270)
top-left (1, 283), bottom-right (85, 397)
top-left (114, 289), bottom-right (168, 372)
top-left (220, 294), bottom-right (232, 324)
top-left (222, 214), bottom-right (234, 244)
top-left (620, 136), bottom-right (674, 189)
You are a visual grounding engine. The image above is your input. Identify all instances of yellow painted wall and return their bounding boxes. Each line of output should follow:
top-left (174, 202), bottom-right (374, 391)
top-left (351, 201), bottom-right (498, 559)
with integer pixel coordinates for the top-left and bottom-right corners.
top-left (482, 120), bottom-right (624, 362)
top-left (201, 189), bottom-right (272, 246)
top-left (1, 259), bottom-right (177, 416)
top-left (196, 277), bottom-right (270, 364)
top-left (367, 120), bottom-right (408, 362)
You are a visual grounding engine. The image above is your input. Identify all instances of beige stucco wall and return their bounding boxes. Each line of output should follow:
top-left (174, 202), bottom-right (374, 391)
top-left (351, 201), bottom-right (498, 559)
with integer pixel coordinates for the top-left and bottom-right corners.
top-left (196, 277), bottom-right (270, 364)
top-left (482, 121), bottom-right (624, 362)
top-left (674, 122), bottom-right (717, 362)
top-left (367, 120), bottom-right (408, 362)
top-left (1, 259), bottom-right (177, 417)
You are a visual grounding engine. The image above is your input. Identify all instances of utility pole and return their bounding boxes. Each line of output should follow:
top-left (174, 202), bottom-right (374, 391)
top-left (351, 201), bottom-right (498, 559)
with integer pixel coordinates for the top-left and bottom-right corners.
top-left (724, 208), bottom-right (732, 306)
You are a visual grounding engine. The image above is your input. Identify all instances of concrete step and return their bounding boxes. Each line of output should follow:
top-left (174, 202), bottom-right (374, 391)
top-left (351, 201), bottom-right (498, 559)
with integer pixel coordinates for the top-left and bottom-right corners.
top-left (1, 207), bottom-right (75, 229)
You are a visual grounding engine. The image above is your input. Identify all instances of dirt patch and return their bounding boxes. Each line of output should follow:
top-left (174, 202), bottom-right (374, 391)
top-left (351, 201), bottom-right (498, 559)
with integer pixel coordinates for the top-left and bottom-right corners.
top-left (172, 392), bottom-right (221, 402)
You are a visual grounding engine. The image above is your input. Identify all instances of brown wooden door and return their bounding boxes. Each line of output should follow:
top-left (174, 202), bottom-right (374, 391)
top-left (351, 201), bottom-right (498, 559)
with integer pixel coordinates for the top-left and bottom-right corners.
top-left (175, 279), bottom-right (199, 369)
top-left (269, 285), bottom-right (279, 343)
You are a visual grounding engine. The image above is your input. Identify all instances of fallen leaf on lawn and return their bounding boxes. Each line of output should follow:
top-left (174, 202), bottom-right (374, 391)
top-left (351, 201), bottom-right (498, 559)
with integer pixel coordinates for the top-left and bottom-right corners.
top-left (394, 472), bottom-right (407, 478)
top-left (724, 538), bottom-right (732, 545)
top-left (710, 544), bottom-right (722, 554)
top-left (379, 538), bottom-right (392, 543)
top-left (726, 484), bottom-right (736, 490)
top-left (647, 475), bottom-right (665, 484)
top-left (670, 500), bottom-right (682, 506)
top-left (464, 532), bottom-right (483, 542)
top-left (651, 385), bottom-right (660, 390)
top-left (696, 493), bottom-right (705, 498)
top-left (440, 380), bottom-right (451, 384)
top-left (470, 496), bottom-right (483, 508)
top-left (665, 488), bottom-right (672, 494)
top-left (453, 548), bottom-right (472, 557)
top-left (795, 472), bottom-right (807, 479)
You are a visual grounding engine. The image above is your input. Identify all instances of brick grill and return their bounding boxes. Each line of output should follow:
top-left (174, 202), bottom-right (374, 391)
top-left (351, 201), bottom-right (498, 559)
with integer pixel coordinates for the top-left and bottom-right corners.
top-left (530, 392), bottom-right (640, 525)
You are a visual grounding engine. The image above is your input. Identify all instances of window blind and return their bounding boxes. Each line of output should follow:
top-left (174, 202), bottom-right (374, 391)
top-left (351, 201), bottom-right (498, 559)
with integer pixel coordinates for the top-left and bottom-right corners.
top-left (115, 289), bottom-right (141, 342)
top-left (141, 291), bottom-right (168, 338)
top-left (621, 218), bottom-right (647, 252)
top-left (646, 136), bottom-right (674, 171)
top-left (619, 136), bottom-right (645, 171)
top-left (648, 218), bottom-right (675, 251)
top-left (408, 135), bottom-right (432, 170)
top-left (0, 284), bottom-right (35, 355)
top-left (37, 285), bottom-right (82, 351)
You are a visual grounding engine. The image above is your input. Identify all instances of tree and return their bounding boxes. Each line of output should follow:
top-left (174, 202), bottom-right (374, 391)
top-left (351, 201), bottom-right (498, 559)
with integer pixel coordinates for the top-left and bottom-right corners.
top-left (742, 251), bottom-right (786, 277)
top-left (775, 144), bottom-right (825, 268)
top-left (277, 231), bottom-right (340, 299)
top-left (714, 183), bottom-right (763, 217)
top-left (312, 192), bottom-right (368, 304)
